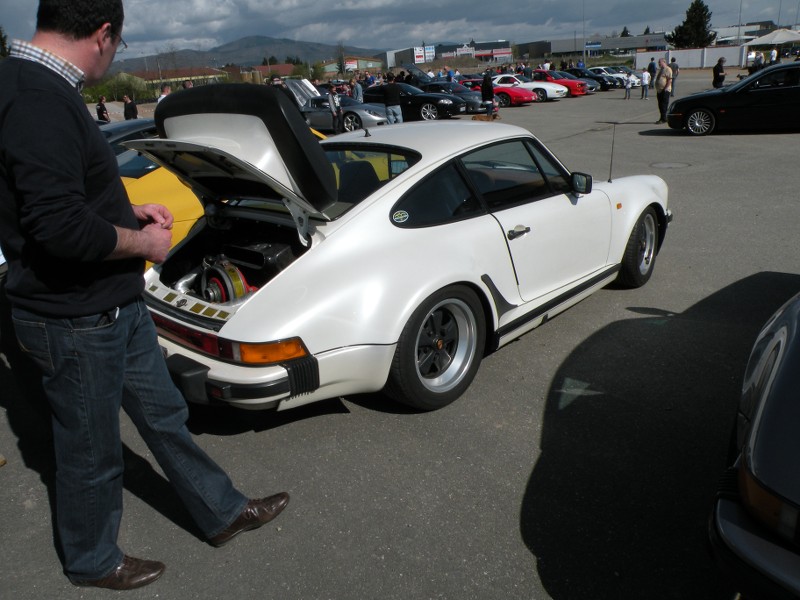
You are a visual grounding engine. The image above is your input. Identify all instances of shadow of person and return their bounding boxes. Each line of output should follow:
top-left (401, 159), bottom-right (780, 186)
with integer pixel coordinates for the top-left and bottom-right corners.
top-left (520, 272), bottom-right (800, 599)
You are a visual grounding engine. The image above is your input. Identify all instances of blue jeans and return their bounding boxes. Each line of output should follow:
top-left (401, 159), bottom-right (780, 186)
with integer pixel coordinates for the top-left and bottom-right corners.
top-left (12, 297), bottom-right (247, 580)
top-left (386, 105), bottom-right (403, 124)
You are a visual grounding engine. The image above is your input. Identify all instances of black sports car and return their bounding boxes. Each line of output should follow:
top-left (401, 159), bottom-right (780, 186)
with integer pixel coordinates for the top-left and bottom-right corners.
top-left (667, 62), bottom-right (800, 135)
top-left (416, 81), bottom-right (491, 114)
top-left (566, 67), bottom-right (618, 91)
top-left (363, 83), bottom-right (467, 121)
top-left (709, 290), bottom-right (800, 599)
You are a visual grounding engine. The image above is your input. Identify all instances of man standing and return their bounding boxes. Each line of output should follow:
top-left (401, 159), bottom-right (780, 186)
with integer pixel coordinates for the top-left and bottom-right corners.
top-left (96, 94), bottom-right (110, 122)
top-left (349, 77), bottom-right (363, 102)
top-left (157, 82), bottom-right (170, 102)
top-left (383, 72), bottom-right (403, 124)
top-left (712, 57), bottom-right (727, 88)
top-left (647, 57), bottom-right (657, 88)
top-left (669, 57), bottom-right (680, 96)
top-left (327, 82), bottom-right (344, 133)
top-left (122, 93), bottom-right (137, 119)
top-left (0, 0), bottom-right (289, 591)
top-left (654, 58), bottom-right (672, 124)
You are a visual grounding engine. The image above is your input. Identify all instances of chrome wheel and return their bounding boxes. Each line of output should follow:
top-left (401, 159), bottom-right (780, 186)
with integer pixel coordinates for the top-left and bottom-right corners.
top-left (343, 112), bottom-right (362, 131)
top-left (420, 103), bottom-right (438, 120)
top-left (686, 109), bottom-right (715, 135)
top-left (496, 93), bottom-right (511, 107)
top-left (618, 207), bottom-right (658, 288)
top-left (385, 286), bottom-right (485, 410)
top-left (533, 88), bottom-right (547, 102)
top-left (414, 298), bottom-right (478, 394)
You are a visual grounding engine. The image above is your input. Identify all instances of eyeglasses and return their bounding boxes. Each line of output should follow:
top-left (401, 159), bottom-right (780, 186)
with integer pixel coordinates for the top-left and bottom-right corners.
top-left (113, 34), bottom-right (127, 53)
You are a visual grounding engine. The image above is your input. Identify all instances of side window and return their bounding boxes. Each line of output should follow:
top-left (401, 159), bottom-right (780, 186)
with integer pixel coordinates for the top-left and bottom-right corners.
top-left (461, 140), bottom-right (551, 210)
top-left (391, 164), bottom-right (483, 228)
top-left (526, 141), bottom-right (573, 195)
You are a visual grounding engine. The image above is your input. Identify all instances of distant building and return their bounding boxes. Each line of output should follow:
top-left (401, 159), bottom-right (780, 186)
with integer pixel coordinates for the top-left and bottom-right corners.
top-left (378, 40), bottom-right (513, 69)
top-left (518, 33), bottom-right (668, 60)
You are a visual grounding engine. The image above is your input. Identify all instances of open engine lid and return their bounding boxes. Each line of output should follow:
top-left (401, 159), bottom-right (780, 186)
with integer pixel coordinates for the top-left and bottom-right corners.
top-left (125, 84), bottom-right (337, 226)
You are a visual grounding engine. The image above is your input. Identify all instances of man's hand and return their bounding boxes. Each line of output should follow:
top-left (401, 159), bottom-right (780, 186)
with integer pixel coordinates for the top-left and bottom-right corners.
top-left (108, 223), bottom-right (173, 264)
top-left (132, 203), bottom-right (174, 230)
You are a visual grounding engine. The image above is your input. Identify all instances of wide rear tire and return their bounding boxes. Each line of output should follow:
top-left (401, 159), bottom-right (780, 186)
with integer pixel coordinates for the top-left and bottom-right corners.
top-left (384, 285), bottom-right (485, 411)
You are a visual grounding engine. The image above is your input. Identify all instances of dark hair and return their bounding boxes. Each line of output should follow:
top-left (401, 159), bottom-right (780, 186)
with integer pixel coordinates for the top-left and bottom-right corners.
top-left (37, 0), bottom-right (124, 39)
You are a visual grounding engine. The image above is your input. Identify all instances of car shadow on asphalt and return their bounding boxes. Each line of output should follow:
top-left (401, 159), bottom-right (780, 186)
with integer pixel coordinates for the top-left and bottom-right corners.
top-left (519, 271), bottom-right (800, 599)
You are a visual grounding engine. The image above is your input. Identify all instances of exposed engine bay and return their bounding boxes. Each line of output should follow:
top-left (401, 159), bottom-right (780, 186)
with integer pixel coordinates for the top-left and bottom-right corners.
top-left (155, 215), bottom-right (305, 309)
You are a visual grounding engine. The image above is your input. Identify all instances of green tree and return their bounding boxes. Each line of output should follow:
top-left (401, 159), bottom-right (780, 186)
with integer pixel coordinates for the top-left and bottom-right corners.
top-left (620, 26), bottom-right (631, 37)
top-left (665, 0), bottom-right (716, 48)
top-left (643, 26), bottom-right (651, 35)
top-left (335, 42), bottom-right (346, 75)
top-left (0, 26), bottom-right (9, 58)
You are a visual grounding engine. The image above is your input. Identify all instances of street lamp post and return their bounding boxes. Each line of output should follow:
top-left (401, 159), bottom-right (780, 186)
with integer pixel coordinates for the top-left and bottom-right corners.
top-left (582, 0), bottom-right (586, 64)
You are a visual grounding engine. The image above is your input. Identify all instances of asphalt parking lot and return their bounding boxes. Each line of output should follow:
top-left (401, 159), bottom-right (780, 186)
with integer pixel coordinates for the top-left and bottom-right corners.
top-left (2, 67), bottom-right (799, 599)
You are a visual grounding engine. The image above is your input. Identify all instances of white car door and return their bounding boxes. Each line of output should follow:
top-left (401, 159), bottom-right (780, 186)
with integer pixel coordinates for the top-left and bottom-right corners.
top-left (460, 139), bottom-right (612, 303)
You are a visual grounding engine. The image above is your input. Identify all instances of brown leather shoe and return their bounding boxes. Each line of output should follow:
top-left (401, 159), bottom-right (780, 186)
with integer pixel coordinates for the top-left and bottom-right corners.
top-left (70, 555), bottom-right (165, 590)
top-left (209, 492), bottom-right (290, 547)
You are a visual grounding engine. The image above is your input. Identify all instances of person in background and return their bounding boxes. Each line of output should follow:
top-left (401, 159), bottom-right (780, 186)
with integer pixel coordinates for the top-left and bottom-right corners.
top-left (669, 57), bottom-right (679, 96)
top-left (623, 72), bottom-right (632, 99)
top-left (0, 0), bottom-right (289, 590)
top-left (383, 72), bottom-right (403, 124)
top-left (647, 57), bottom-right (657, 88)
top-left (122, 93), bottom-right (137, 119)
top-left (327, 81), bottom-right (343, 133)
top-left (640, 67), bottom-right (650, 99)
top-left (654, 57), bottom-right (673, 124)
top-left (96, 94), bottom-right (110, 122)
top-left (181, 79), bottom-right (192, 89)
top-left (480, 71), bottom-right (495, 118)
top-left (712, 57), bottom-right (727, 88)
top-left (157, 82), bottom-right (170, 102)
top-left (349, 77), bottom-right (363, 102)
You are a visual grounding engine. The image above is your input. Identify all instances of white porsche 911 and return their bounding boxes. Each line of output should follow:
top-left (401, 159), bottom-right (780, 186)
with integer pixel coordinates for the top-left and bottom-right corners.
top-left (128, 84), bottom-right (671, 412)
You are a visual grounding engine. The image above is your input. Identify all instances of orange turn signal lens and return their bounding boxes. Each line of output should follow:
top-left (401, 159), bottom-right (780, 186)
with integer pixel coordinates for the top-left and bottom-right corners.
top-left (237, 338), bottom-right (308, 365)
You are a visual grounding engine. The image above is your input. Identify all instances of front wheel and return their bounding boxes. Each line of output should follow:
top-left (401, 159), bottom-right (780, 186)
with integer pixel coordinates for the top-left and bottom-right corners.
top-left (496, 92), bottom-right (511, 107)
top-left (420, 102), bottom-right (438, 120)
top-left (685, 108), bottom-right (715, 135)
top-left (343, 112), bottom-right (362, 131)
top-left (617, 207), bottom-right (658, 288)
top-left (533, 88), bottom-right (547, 102)
top-left (384, 285), bottom-right (485, 411)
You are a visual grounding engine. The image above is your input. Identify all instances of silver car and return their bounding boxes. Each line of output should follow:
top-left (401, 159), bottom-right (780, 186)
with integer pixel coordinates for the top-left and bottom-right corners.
top-left (285, 78), bottom-right (387, 132)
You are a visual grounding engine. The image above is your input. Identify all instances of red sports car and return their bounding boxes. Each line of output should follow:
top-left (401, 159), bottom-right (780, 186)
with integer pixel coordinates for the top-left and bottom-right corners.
top-left (533, 70), bottom-right (588, 97)
top-left (459, 79), bottom-right (537, 107)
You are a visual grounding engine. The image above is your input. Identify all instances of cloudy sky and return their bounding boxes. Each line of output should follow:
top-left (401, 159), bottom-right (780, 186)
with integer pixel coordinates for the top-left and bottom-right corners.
top-left (1, 1), bottom-right (793, 58)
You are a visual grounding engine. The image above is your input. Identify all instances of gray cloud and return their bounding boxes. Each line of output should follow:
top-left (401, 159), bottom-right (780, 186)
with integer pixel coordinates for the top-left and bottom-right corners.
top-left (1, 1), bottom-right (787, 58)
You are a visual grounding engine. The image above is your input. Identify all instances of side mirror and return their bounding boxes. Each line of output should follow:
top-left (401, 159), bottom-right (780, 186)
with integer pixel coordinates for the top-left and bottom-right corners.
top-left (571, 172), bottom-right (592, 195)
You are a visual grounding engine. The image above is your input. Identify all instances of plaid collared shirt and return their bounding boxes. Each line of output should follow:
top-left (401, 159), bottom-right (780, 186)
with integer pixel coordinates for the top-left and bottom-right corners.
top-left (9, 39), bottom-right (85, 91)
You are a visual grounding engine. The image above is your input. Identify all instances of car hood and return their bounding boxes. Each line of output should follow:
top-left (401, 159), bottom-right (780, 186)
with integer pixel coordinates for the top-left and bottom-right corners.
top-left (126, 84), bottom-right (338, 235)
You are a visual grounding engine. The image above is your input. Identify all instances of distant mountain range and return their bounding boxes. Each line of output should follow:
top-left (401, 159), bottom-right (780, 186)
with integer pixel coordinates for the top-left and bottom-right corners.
top-left (110, 35), bottom-right (385, 73)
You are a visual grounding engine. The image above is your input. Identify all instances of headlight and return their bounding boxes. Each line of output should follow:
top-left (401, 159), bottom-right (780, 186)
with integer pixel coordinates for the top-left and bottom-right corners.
top-left (739, 459), bottom-right (800, 544)
top-left (437, 99), bottom-right (453, 105)
top-left (365, 110), bottom-right (381, 117)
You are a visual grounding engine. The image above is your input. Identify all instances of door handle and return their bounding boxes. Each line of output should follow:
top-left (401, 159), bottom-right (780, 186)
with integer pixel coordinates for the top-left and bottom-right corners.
top-left (507, 225), bottom-right (531, 240)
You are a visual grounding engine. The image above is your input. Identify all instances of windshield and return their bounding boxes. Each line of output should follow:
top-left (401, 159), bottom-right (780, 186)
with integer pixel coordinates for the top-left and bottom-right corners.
top-left (397, 83), bottom-right (423, 95)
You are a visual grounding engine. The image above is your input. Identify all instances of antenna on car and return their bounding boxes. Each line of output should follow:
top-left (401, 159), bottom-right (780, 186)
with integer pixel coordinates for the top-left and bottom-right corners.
top-left (363, 127), bottom-right (371, 137)
top-left (607, 123), bottom-right (617, 183)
